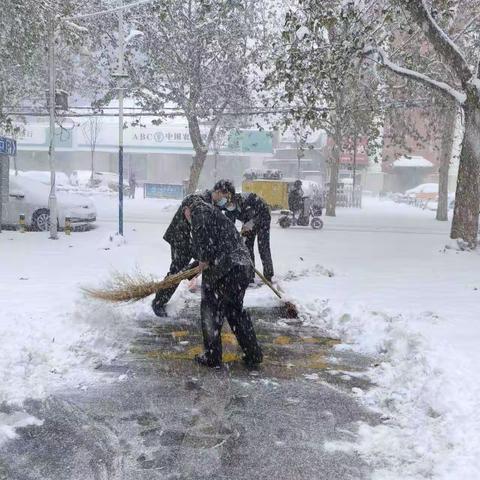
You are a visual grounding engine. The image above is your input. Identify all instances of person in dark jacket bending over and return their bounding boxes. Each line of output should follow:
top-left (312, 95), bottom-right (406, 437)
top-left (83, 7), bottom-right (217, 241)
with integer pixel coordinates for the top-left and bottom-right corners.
top-left (182, 195), bottom-right (263, 368)
top-left (151, 190), bottom-right (212, 317)
top-left (212, 180), bottom-right (274, 283)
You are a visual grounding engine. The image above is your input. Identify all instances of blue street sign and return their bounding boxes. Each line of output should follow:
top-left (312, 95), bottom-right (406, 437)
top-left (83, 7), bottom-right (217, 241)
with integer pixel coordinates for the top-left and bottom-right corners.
top-left (144, 183), bottom-right (184, 199)
top-left (0, 136), bottom-right (17, 156)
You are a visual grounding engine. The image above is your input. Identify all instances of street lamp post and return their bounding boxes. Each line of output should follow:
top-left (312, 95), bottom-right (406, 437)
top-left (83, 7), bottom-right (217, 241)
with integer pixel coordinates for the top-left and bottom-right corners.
top-left (48, 16), bottom-right (58, 240)
top-left (112, 1), bottom-right (130, 236)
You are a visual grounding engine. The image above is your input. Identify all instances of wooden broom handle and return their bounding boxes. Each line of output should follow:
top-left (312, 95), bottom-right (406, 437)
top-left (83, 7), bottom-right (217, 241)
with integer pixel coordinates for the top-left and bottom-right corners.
top-left (253, 267), bottom-right (283, 299)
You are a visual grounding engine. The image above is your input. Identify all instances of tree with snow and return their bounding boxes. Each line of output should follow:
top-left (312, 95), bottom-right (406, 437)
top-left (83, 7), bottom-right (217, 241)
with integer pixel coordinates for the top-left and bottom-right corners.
top-left (364, 0), bottom-right (480, 246)
top-left (265, 0), bottom-right (382, 216)
top-left (81, 116), bottom-right (102, 183)
top-left (122, 0), bottom-right (267, 194)
top-left (0, 1), bottom-right (47, 133)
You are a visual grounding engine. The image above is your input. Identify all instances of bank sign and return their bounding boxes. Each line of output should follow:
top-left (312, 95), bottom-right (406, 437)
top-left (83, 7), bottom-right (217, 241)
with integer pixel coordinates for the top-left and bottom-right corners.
top-left (15, 121), bottom-right (273, 156)
top-left (130, 130), bottom-right (192, 144)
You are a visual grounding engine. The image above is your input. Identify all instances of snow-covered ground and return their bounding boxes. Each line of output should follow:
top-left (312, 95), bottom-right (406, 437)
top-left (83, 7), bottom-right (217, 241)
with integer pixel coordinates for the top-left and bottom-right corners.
top-left (0, 193), bottom-right (479, 479)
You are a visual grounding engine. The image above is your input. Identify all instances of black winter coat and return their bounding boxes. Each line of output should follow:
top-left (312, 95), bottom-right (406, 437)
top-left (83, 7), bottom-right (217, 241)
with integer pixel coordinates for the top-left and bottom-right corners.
top-left (288, 188), bottom-right (304, 212)
top-left (225, 192), bottom-right (270, 226)
top-left (190, 201), bottom-right (252, 282)
top-left (163, 190), bottom-right (213, 250)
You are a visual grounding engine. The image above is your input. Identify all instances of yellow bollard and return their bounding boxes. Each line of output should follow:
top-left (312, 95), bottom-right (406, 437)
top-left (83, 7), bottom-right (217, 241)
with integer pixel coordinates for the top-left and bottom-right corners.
top-left (19, 214), bottom-right (26, 233)
top-left (64, 216), bottom-right (71, 236)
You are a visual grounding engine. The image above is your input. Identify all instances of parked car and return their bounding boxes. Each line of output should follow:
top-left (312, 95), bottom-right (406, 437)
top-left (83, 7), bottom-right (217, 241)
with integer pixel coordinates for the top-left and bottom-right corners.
top-left (406, 183), bottom-right (439, 195)
top-left (3, 174), bottom-right (97, 231)
top-left (12, 170), bottom-right (71, 189)
top-left (405, 183), bottom-right (438, 206)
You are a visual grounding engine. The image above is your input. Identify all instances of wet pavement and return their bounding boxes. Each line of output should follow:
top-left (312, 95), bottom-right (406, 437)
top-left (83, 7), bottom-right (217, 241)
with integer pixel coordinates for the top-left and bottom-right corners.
top-left (0, 302), bottom-right (379, 480)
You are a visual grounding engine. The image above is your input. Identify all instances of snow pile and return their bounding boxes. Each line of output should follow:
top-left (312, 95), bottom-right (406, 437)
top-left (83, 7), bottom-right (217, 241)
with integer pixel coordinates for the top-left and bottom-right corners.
top-left (0, 298), bottom-right (137, 405)
top-left (282, 264), bottom-right (334, 281)
top-left (0, 294), bottom-right (145, 445)
top-left (0, 411), bottom-right (43, 445)
top-left (71, 297), bottom-right (148, 368)
top-left (100, 231), bottom-right (128, 249)
top-left (303, 301), bottom-right (480, 479)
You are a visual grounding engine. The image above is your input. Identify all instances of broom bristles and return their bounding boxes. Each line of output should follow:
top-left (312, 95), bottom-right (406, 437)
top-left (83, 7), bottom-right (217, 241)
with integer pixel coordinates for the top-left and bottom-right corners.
top-left (81, 265), bottom-right (202, 303)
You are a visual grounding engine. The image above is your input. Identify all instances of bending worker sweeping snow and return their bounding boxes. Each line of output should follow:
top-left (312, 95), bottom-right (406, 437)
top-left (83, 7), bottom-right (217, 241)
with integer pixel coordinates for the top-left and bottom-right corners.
top-left (180, 194), bottom-right (263, 368)
top-left (151, 189), bottom-right (217, 316)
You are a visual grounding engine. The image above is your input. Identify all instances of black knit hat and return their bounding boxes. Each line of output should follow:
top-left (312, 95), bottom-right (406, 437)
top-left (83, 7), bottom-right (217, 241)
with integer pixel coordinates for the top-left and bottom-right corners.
top-left (181, 194), bottom-right (205, 209)
top-left (213, 179), bottom-right (235, 196)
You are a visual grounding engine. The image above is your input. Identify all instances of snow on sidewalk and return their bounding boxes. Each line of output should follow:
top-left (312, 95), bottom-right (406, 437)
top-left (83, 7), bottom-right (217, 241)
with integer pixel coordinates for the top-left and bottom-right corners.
top-left (274, 198), bottom-right (480, 479)
top-left (0, 195), bottom-right (479, 479)
top-left (0, 196), bottom-right (179, 444)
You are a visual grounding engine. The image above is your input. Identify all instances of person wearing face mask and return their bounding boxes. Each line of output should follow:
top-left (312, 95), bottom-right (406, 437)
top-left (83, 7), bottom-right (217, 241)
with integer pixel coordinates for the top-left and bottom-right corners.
top-left (182, 195), bottom-right (263, 368)
top-left (212, 180), bottom-right (274, 283)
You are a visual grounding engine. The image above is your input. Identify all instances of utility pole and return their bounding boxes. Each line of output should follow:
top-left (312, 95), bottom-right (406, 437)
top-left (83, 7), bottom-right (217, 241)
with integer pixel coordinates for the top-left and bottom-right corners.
top-left (352, 132), bottom-right (357, 207)
top-left (113, 1), bottom-right (128, 236)
top-left (48, 16), bottom-right (58, 240)
top-left (213, 135), bottom-right (218, 182)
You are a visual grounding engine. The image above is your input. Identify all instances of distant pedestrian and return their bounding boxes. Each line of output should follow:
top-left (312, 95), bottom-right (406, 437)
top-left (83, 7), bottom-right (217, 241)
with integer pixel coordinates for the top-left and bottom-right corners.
top-left (129, 172), bottom-right (136, 199)
top-left (288, 180), bottom-right (304, 220)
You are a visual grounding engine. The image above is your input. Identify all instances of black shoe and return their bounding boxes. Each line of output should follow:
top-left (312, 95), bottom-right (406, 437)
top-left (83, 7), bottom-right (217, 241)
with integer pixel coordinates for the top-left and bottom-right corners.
top-left (243, 353), bottom-right (263, 369)
top-left (194, 354), bottom-right (222, 369)
top-left (151, 301), bottom-right (168, 317)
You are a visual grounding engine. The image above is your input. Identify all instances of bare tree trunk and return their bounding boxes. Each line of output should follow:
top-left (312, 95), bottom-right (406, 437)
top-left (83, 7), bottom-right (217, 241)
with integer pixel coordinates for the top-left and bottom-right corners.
top-left (187, 149), bottom-right (207, 194)
top-left (436, 104), bottom-right (456, 221)
top-left (186, 116), bottom-right (208, 194)
top-left (451, 98), bottom-right (480, 246)
top-left (326, 130), bottom-right (341, 217)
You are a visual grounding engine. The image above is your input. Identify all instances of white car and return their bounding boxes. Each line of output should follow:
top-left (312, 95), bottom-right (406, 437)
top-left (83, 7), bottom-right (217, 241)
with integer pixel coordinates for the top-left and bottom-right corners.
top-left (13, 170), bottom-right (71, 189)
top-left (3, 174), bottom-right (97, 231)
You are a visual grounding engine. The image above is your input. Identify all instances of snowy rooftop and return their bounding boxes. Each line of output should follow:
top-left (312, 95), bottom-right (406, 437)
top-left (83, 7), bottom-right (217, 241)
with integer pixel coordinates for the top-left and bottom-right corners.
top-left (393, 156), bottom-right (433, 168)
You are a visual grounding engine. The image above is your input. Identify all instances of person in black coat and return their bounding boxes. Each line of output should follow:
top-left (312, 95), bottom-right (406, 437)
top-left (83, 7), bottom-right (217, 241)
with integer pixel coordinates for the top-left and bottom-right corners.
top-left (182, 195), bottom-right (263, 368)
top-left (288, 180), bottom-right (304, 219)
top-left (151, 190), bottom-right (212, 317)
top-left (212, 180), bottom-right (274, 282)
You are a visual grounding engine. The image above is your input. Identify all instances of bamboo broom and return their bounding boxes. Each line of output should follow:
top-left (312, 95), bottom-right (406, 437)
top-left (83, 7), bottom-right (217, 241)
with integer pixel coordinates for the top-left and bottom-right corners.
top-left (240, 231), bottom-right (299, 318)
top-left (81, 265), bottom-right (202, 303)
top-left (252, 266), bottom-right (299, 319)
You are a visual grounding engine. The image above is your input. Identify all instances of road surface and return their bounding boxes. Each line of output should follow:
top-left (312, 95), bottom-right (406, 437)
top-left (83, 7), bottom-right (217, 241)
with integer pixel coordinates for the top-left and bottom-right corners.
top-left (0, 302), bottom-right (379, 480)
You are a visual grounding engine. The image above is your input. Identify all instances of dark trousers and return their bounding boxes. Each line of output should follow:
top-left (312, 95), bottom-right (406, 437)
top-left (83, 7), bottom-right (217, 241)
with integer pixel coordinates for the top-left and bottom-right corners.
top-left (151, 246), bottom-right (191, 315)
top-left (201, 266), bottom-right (263, 366)
top-left (244, 215), bottom-right (274, 280)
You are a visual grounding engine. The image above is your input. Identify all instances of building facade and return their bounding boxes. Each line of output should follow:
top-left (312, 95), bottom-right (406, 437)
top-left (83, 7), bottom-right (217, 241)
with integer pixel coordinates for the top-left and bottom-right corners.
top-left (13, 119), bottom-right (273, 190)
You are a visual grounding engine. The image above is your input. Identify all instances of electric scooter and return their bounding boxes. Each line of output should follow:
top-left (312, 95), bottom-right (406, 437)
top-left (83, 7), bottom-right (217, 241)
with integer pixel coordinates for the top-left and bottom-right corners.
top-left (278, 197), bottom-right (324, 230)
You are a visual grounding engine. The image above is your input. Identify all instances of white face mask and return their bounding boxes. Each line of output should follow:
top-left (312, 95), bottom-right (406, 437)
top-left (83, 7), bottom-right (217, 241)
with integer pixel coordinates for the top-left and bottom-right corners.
top-left (216, 197), bottom-right (228, 207)
top-left (226, 204), bottom-right (236, 211)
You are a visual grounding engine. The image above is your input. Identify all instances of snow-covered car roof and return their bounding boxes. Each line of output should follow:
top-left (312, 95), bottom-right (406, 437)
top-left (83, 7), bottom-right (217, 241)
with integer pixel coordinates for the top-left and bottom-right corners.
top-left (405, 183), bottom-right (438, 194)
top-left (9, 174), bottom-right (95, 208)
top-left (9, 170), bottom-right (70, 186)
